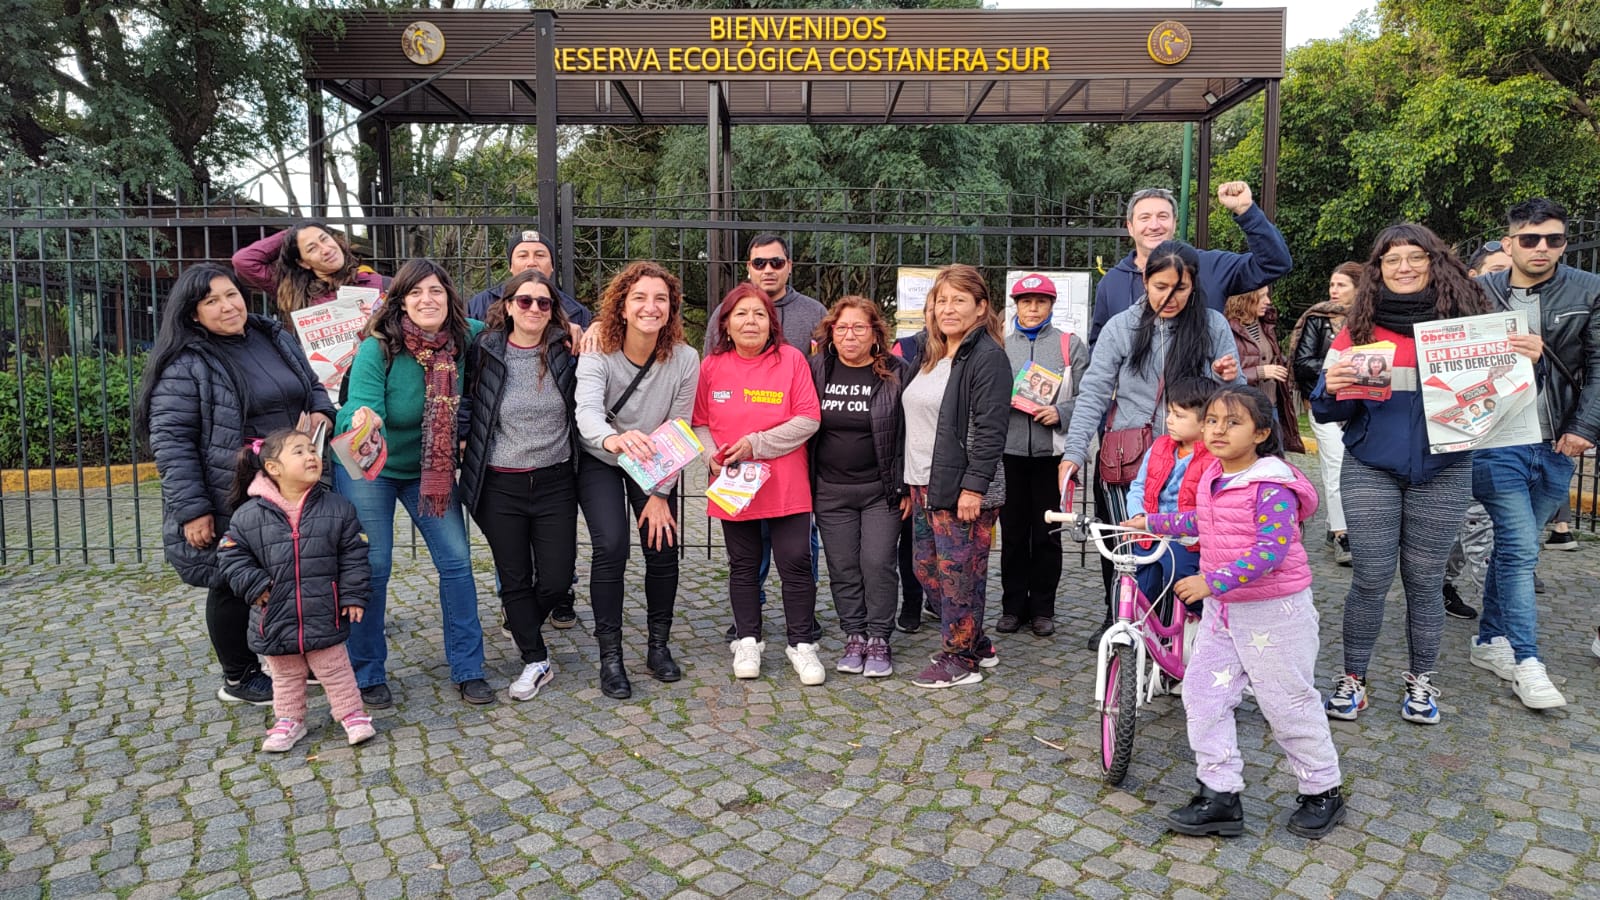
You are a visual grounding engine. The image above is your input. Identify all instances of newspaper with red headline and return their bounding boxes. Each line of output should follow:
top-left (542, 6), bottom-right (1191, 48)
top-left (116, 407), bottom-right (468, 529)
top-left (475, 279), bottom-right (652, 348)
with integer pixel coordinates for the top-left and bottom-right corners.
top-left (289, 286), bottom-right (380, 401)
top-left (1416, 310), bottom-right (1542, 454)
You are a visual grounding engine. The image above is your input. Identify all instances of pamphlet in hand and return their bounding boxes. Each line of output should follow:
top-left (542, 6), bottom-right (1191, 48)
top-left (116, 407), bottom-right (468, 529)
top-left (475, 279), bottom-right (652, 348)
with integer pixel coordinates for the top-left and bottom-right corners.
top-left (331, 407), bottom-right (387, 480)
top-left (617, 418), bottom-right (705, 493)
top-left (1334, 341), bottom-right (1398, 401)
top-left (1416, 311), bottom-right (1541, 453)
top-left (706, 461), bottom-right (771, 517)
top-left (1011, 363), bottom-right (1064, 414)
top-left (290, 286), bottom-right (380, 401)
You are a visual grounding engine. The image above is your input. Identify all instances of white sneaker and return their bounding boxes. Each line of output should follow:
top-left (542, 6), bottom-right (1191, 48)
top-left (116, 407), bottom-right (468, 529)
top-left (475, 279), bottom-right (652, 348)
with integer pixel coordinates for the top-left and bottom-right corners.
top-left (508, 659), bottom-right (554, 701)
top-left (731, 637), bottom-right (764, 679)
top-left (786, 643), bottom-right (827, 685)
top-left (1469, 636), bottom-right (1516, 682)
top-left (1512, 657), bottom-right (1567, 709)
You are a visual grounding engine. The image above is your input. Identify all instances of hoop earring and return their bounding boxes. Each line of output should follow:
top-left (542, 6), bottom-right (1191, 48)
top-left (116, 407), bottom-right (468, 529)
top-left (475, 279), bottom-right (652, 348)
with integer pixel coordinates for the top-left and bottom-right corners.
top-left (870, 343), bottom-right (881, 355)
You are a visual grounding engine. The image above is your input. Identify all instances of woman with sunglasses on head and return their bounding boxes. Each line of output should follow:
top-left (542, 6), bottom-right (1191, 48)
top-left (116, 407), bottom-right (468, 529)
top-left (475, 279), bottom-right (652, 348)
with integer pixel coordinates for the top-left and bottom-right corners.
top-left (460, 270), bottom-right (578, 704)
top-left (337, 260), bottom-right (489, 708)
top-left (1290, 262), bottom-right (1362, 565)
top-left (1312, 223), bottom-right (1492, 726)
top-left (574, 262), bottom-right (700, 699)
top-left (808, 296), bottom-right (911, 677)
top-left (233, 223), bottom-right (389, 315)
top-left (692, 283), bottom-right (824, 685)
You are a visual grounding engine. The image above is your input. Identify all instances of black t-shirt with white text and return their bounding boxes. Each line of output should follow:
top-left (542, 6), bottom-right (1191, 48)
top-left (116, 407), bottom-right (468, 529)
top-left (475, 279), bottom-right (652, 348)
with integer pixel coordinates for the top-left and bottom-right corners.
top-left (816, 362), bottom-right (879, 483)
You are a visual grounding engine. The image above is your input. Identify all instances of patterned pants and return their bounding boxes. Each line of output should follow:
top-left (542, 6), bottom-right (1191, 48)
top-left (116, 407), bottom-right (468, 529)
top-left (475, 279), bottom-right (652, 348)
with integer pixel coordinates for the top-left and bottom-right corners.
top-left (909, 486), bottom-right (997, 668)
top-left (1185, 589), bottom-right (1342, 795)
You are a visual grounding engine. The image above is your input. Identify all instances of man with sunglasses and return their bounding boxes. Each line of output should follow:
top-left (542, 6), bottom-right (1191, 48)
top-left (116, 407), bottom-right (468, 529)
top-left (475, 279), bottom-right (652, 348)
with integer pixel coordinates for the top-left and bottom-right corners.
top-left (468, 230), bottom-right (594, 330)
top-left (1469, 198), bottom-right (1600, 711)
top-left (703, 234), bottom-right (825, 354)
top-left (1088, 182), bottom-right (1292, 348)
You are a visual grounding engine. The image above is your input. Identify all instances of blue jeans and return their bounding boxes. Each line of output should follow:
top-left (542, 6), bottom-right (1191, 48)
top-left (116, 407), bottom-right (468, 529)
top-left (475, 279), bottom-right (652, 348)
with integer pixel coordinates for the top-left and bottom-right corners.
top-left (335, 467), bottom-right (485, 687)
top-left (1135, 543), bottom-right (1202, 616)
top-left (1473, 443), bottom-right (1574, 663)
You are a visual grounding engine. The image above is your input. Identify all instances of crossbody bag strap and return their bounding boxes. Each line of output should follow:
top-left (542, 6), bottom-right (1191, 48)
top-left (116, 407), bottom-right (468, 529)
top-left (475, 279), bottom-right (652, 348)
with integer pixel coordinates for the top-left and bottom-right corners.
top-left (605, 353), bottom-right (657, 424)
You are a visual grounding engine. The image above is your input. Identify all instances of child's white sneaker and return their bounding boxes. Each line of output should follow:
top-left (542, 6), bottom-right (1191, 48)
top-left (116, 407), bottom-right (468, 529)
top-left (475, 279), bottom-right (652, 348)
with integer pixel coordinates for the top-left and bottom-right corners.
top-left (261, 718), bottom-right (306, 753)
top-left (731, 637), bottom-right (764, 679)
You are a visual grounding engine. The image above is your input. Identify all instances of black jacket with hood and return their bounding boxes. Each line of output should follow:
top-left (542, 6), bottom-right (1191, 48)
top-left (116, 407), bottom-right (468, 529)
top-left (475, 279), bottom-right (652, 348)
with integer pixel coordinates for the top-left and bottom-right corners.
top-left (905, 327), bottom-right (1012, 510)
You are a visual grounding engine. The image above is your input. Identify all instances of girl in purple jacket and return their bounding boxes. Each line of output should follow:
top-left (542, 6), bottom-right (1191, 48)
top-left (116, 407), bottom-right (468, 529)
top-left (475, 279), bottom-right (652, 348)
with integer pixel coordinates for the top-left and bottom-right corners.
top-left (1134, 385), bottom-right (1345, 841)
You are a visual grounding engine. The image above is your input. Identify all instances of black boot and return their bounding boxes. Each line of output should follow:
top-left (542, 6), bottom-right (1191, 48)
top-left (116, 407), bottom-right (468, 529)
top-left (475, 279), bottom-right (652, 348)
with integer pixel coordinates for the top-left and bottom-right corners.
top-left (645, 607), bottom-right (683, 683)
top-left (1085, 606), bottom-right (1115, 651)
top-left (597, 632), bottom-right (632, 699)
top-left (1287, 787), bottom-right (1346, 840)
top-left (1167, 784), bottom-right (1245, 837)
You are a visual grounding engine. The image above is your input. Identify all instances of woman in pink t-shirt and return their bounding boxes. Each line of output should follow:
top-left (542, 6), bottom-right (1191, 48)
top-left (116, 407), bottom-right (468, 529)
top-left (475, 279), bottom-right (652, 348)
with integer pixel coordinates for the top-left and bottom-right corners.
top-left (692, 284), bottom-right (824, 685)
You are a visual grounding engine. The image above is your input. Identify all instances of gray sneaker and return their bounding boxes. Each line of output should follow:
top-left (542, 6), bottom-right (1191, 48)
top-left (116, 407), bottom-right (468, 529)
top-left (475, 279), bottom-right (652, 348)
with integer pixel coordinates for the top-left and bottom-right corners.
top-left (836, 634), bottom-right (868, 674)
top-left (863, 637), bottom-right (893, 678)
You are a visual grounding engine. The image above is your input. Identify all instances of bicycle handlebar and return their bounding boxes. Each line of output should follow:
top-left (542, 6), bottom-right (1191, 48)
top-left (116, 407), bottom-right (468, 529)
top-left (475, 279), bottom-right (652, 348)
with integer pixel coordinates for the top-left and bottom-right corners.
top-left (1043, 512), bottom-right (1173, 567)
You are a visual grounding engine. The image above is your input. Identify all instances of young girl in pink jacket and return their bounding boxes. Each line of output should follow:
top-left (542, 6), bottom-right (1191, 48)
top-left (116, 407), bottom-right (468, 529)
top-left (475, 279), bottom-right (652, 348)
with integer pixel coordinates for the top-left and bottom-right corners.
top-left (1134, 385), bottom-right (1345, 840)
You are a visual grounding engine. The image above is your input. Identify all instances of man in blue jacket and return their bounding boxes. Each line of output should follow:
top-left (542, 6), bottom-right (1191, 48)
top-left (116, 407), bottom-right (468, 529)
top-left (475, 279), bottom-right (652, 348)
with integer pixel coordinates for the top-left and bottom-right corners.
top-left (1088, 182), bottom-right (1292, 348)
top-left (467, 229), bottom-right (594, 330)
top-left (1469, 198), bottom-right (1600, 711)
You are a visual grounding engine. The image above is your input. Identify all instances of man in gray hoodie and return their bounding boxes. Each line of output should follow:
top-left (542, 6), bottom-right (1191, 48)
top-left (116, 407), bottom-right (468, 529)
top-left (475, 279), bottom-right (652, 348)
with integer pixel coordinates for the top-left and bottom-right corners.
top-left (704, 233), bottom-right (826, 354)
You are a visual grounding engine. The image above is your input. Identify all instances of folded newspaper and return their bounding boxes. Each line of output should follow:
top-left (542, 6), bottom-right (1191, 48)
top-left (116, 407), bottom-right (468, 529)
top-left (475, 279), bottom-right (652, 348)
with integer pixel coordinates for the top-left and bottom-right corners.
top-left (1334, 341), bottom-right (1398, 401)
top-left (1416, 311), bottom-right (1541, 453)
top-left (290, 286), bottom-right (380, 401)
top-left (331, 407), bottom-right (387, 480)
top-left (616, 418), bottom-right (704, 493)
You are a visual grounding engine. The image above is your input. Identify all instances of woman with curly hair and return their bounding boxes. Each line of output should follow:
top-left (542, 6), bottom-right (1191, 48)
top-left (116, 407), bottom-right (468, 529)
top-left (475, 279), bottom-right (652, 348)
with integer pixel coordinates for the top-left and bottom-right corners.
top-left (808, 296), bottom-right (911, 677)
top-left (574, 262), bottom-right (700, 698)
top-left (336, 259), bottom-right (488, 708)
top-left (1311, 223), bottom-right (1491, 726)
top-left (232, 222), bottom-right (389, 314)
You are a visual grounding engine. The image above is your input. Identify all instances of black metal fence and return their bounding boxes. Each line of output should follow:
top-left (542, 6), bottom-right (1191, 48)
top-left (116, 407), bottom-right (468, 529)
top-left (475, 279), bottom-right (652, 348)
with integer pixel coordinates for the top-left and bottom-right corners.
top-left (0, 179), bottom-right (1121, 564)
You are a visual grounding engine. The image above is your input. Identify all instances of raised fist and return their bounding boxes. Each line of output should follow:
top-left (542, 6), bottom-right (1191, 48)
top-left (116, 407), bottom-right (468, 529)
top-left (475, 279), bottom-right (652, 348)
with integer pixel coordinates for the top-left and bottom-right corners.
top-left (1217, 182), bottom-right (1255, 216)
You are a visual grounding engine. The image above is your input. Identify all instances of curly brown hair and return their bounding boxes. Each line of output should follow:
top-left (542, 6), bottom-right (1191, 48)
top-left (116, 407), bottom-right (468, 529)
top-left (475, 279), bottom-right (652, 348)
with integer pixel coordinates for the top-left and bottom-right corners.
top-left (813, 295), bottom-right (898, 383)
top-left (1346, 223), bottom-right (1488, 344)
top-left (1224, 287), bottom-right (1270, 325)
top-left (592, 261), bottom-right (686, 363)
top-left (920, 264), bottom-right (1003, 373)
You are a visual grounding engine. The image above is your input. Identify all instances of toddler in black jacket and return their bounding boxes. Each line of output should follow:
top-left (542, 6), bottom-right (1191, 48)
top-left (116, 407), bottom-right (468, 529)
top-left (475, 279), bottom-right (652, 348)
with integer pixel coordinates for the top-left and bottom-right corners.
top-left (218, 427), bottom-right (376, 752)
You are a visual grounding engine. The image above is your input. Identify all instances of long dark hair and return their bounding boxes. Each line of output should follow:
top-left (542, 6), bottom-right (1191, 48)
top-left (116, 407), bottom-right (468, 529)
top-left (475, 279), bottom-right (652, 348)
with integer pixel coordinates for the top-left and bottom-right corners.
top-left (274, 222), bottom-right (364, 314)
top-left (364, 259), bottom-right (470, 361)
top-left (134, 263), bottom-right (252, 447)
top-left (1127, 241), bottom-right (1214, 383)
top-left (1346, 223), bottom-right (1488, 344)
top-left (1206, 385), bottom-right (1283, 459)
top-left (593, 261), bottom-right (687, 363)
top-left (814, 295), bottom-right (898, 383)
top-left (486, 270), bottom-right (571, 388)
top-left (226, 426), bottom-right (303, 511)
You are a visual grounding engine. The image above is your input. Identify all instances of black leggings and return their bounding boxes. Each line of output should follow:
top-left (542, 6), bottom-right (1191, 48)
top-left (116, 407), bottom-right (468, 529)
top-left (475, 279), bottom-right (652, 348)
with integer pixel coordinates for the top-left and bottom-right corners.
top-left (722, 513), bottom-right (816, 646)
top-left (477, 467), bottom-right (578, 663)
top-left (577, 454), bottom-right (680, 635)
top-left (206, 580), bottom-right (260, 681)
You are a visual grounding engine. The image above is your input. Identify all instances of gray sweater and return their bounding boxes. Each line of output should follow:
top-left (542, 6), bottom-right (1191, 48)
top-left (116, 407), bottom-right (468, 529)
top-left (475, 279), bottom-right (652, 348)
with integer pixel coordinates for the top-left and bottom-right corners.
top-left (575, 343), bottom-right (701, 495)
top-left (1061, 305), bottom-right (1243, 470)
top-left (1004, 325), bottom-right (1090, 458)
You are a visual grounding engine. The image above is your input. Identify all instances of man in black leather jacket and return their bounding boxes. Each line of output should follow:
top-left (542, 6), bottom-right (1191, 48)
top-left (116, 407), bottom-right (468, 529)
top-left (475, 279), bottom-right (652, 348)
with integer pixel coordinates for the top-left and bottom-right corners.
top-left (1468, 198), bottom-right (1600, 711)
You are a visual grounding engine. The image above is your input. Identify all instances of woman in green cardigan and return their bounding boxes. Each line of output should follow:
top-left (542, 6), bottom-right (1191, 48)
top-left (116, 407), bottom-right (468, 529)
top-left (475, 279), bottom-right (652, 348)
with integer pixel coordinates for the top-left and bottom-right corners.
top-left (336, 259), bottom-right (491, 708)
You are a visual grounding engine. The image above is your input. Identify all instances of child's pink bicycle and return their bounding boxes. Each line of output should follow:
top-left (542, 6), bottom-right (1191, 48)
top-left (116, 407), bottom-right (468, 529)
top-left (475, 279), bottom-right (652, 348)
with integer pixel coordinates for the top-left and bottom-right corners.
top-left (1046, 495), bottom-right (1199, 785)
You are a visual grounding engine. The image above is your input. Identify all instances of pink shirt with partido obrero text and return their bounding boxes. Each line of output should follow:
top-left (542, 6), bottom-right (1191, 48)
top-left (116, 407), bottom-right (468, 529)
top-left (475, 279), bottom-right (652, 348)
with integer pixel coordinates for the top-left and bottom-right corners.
top-left (691, 344), bottom-right (820, 521)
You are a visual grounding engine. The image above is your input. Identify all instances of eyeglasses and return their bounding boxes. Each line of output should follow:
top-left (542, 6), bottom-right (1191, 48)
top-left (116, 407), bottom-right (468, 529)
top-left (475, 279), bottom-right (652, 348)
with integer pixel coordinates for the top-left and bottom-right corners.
top-left (510, 294), bottom-right (552, 311)
top-left (1512, 233), bottom-right (1568, 250)
top-left (1380, 252), bottom-right (1430, 268)
top-left (832, 323), bottom-right (871, 336)
top-left (749, 256), bottom-right (788, 271)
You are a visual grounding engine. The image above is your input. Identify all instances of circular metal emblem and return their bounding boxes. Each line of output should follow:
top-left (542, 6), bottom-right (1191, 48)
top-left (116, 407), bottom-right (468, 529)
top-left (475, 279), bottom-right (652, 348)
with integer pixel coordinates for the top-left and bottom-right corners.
top-left (402, 21), bottom-right (445, 66)
top-left (1147, 21), bottom-right (1192, 65)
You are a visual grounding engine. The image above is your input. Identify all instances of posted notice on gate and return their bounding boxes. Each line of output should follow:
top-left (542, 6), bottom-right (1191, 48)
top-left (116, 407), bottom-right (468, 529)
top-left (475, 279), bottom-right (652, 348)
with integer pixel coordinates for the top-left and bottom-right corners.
top-left (1416, 310), bottom-right (1542, 454)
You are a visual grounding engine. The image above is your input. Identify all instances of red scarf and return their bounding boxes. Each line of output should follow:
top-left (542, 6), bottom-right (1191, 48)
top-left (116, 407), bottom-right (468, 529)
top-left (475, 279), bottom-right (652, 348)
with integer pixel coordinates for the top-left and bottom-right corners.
top-left (401, 318), bottom-right (460, 518)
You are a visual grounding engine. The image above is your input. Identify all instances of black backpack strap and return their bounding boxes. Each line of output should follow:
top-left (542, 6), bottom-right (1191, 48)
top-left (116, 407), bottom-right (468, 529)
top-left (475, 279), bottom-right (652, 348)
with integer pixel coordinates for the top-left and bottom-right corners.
top-left (606, 353), bottom-right (656, 425)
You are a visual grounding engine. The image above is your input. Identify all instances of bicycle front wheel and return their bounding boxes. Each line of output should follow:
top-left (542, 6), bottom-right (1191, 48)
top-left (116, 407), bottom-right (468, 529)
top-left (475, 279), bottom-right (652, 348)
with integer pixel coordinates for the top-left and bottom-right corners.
top-left (1101, 643), bottom-right (1138, 785)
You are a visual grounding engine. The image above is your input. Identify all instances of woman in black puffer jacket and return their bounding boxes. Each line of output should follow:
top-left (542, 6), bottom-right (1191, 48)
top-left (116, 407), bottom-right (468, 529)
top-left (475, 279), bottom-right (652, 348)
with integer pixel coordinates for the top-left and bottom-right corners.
top-left (459, 270), bottom-right (581, 703)
top-left (135, 263), bottom-right (334, 707)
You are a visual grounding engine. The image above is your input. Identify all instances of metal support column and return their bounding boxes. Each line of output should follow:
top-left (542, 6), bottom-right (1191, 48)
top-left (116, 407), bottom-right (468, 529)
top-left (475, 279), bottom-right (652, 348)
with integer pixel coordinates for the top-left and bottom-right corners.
top-left (1262, 79), bottom-right (1281, 219)
top-left (307, 80), bottom-right (327, 219)
top-left (708, 82), bottom-right (726, 312)
top-left (535, 10), bottom-right (558, 243)
top-left (376, 121), bottom-right (395, 262)
top-left (1196, 117), bottom-right (1213, 249)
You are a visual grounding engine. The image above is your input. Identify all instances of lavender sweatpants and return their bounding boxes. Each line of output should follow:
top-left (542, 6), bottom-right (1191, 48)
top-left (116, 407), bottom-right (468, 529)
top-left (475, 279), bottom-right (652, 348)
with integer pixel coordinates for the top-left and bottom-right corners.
top-left (1185, 588), bottom-right (1342, 795)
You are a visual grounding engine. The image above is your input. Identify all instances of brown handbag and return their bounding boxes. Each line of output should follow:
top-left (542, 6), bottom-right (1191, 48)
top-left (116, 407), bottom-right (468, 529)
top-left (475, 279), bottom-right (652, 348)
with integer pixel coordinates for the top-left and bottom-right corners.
top-left (1096, 385), bottom-right (1161, 487)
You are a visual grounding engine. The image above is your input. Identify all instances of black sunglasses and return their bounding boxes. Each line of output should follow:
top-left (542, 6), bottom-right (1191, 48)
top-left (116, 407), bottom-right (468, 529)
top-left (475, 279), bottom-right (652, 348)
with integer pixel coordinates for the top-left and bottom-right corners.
top-left (510, 294), bottom-right (552, 311)
top-left (1512, 233), bottom-right (1568, 250)
top-left (749, 256), bottom-right (788, 271)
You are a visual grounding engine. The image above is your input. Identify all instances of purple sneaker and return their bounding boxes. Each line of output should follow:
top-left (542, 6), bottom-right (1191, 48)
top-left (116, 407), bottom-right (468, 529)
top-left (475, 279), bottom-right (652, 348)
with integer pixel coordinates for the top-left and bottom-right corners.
top-left (863, 637), bottom-right (893, 678)
top-left (836, 634), bottom-right (868, 674)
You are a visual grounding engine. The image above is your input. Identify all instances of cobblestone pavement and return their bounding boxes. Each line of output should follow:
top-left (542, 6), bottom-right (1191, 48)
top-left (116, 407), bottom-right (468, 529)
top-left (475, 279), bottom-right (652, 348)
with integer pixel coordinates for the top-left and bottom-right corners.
top-left (3, 455), bottom-right (1600, 899)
